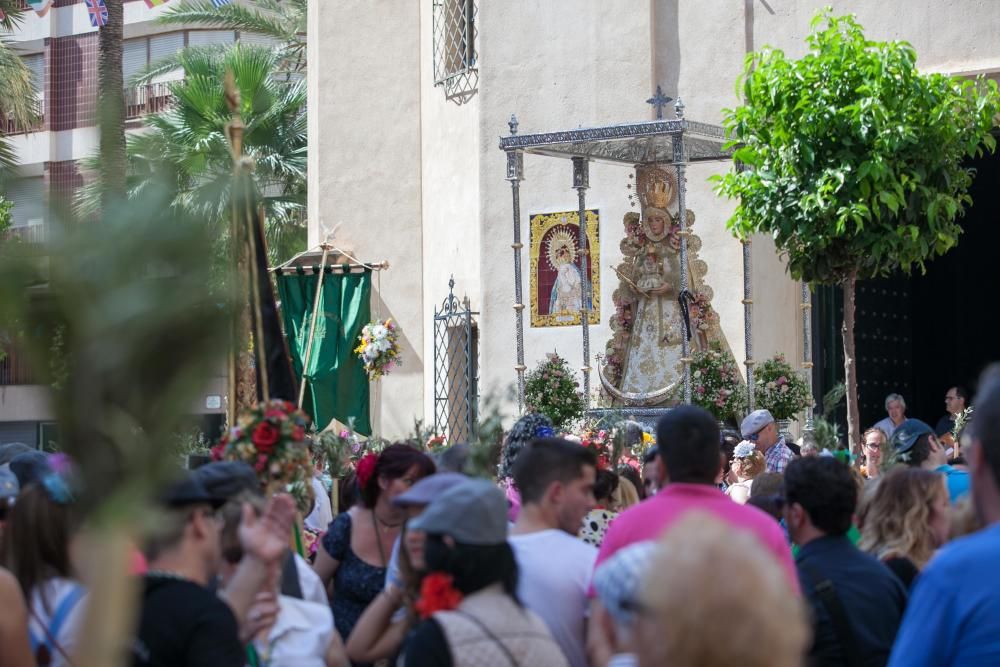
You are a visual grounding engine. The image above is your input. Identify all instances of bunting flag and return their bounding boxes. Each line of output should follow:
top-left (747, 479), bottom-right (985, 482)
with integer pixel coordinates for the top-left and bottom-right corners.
top-left (143, 0), bottom-right (171, 7)
top-left (84, 0), bottom-right (108, 27)
top-left (26, 0), bottom-right (52, 17)
top-left (211, 0), bottom-right (232, 7)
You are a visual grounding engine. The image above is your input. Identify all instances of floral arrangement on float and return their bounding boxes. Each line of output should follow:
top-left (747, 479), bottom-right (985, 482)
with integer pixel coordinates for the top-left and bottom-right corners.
top-left (524, 352), bottom-right (586, 429)
top-left (687, 343), bottom-right (748, 425)
top-left (563, 415), bottom-right (651, 472)
top-left (753, 354), bottom-right (813, 421)
top-left (355, 318), bottom-right (401, 379)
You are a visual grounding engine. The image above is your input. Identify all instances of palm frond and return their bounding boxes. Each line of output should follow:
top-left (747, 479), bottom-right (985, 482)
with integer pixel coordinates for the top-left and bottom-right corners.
top-left (0, 38), bottom-right (39, 131)
top-left (0, 0), bottom-right (25, 30)
top-left (157, 0), bottom-right (304, 43)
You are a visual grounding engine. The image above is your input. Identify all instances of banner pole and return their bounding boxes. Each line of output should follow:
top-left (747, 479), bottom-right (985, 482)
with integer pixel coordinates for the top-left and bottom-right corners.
top-left (298, 244), bottom-right (331, 408)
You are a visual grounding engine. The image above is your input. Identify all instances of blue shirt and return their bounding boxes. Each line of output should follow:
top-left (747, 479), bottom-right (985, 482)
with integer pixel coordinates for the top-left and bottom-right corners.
top-left (889, 522), bottom-right (1000, 667)
top-left (796, 535), bottom-right (907, 667)
top-left (936, 464), bottom-right (970, 502)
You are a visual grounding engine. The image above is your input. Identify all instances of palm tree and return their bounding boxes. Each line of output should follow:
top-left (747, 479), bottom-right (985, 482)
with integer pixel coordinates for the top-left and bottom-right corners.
top-left (133, 0), bottom-right (306, 86)
top-left (78, 43), bottom-right (306, 267)
top-left (0, 2), bottom-right (41, 179)
top-left (98, 0), bottom-right (126, 205)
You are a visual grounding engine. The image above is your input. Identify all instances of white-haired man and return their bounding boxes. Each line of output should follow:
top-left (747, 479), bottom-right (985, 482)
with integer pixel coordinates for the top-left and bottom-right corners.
top-left (873, 393), bottom-right (907, 440)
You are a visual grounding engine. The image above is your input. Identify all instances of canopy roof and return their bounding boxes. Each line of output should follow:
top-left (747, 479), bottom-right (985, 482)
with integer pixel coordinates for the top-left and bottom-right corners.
top-left (498, 119), bottom-right (731, 165)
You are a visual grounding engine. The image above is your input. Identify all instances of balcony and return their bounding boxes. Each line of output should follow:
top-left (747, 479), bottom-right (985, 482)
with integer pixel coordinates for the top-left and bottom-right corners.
top-left (125, 82), bottom-right (176, 121)
top-left (0, 345), bottom-right (36, 386)
top-left (2, 224), bottom-right (47, 244)
top-left (2, 114), bottom-right (44, 136)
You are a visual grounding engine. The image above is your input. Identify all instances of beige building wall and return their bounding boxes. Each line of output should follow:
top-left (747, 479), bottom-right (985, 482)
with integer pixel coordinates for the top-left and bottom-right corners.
top-left (308, 0), bottom-right (1000, 437)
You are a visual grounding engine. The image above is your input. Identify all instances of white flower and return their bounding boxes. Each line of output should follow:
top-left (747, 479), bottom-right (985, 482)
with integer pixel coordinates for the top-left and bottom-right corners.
top-left (372, 324), bottom-right (388, 340)
top-left (734, 441), bottom-right (756, 458)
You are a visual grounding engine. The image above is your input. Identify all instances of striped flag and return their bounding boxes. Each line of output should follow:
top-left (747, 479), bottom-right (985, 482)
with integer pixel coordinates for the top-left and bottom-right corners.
top-left (211, 0), bottom-right (232, 6)
top-left (143, 0), bottom-right (171, 7)
top-left (84, 0), bottom-right (108, 27)
top-left (26, 0), bottom-right (52, 17)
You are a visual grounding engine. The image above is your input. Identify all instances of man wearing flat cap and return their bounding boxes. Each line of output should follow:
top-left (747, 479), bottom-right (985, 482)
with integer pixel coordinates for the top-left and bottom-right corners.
top-left (741, 409), bottom-right (795, 473)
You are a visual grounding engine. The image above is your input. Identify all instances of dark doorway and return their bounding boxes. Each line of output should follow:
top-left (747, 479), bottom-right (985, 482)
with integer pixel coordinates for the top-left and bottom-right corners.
top-left (814, 149), bottom-right (1000, 435)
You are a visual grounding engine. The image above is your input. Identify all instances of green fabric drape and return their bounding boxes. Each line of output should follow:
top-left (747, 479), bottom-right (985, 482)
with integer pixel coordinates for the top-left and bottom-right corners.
top-left (276, 267), bottom-right (372, 435)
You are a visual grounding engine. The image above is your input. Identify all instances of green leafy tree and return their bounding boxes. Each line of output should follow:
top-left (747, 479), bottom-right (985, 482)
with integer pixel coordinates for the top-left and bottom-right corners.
top-left (714, 12), bottom-right (1000, 452)
top-left (0, 3), bottom-right (40, 177)
top-left (78, 44), bottom-right (307, 268)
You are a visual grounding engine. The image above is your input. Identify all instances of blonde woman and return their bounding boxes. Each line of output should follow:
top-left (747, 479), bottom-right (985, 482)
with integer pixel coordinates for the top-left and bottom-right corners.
top-left (858, 466), bottom-right (951, 589)
top-left (725, 441), bottom-right (765, 505)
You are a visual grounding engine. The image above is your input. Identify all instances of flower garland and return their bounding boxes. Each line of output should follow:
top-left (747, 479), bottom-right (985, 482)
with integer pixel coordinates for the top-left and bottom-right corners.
top-left (688, 343), bottom-right (748, 423)
top-left (524, 353), bottom-right (585, 429)
top-left (211, 399), bottom-right (314, 503)
top-left (355, 318), bottom-right (401, 380)
top-left (754, 354), bottom-right (813, 421)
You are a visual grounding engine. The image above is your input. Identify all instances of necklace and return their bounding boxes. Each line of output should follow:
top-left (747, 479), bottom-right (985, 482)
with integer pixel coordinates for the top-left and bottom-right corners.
top-left (370, 510), bottom-right (401, 567)
top-left (373, 511), bottom-right (404, 530)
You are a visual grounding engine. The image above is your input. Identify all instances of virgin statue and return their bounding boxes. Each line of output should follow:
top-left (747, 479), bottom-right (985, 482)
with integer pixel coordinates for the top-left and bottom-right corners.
top-left (599, 165), bottom-right (725, 406)
top-left (546, 229), bottom-right (588, 317)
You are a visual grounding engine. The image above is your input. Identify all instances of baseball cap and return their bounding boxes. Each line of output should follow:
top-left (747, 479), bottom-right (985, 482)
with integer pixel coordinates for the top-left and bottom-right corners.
top-left (890, 419), bottom-right (935, 454)
top-left (191, 461), bottom-right (261, 501)
top-left (0, 442), bottom-right (33, 466)
top-left (392, 472), bottom-right (468, 507)
top-left (741, 409), bottom-right (775, 438)
top-left (158, 474), bottom-right (228, 509)
top-left (9, 450), bottom-right (52, 488)
top-left (0, 467), bottom-right (19, 501)
top-left (408, 478), bottom-right (508, 545)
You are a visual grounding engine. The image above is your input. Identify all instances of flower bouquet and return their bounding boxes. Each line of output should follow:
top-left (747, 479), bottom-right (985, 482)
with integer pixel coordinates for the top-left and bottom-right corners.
top-left (688, 343), bottom-right (748, 424)
top-left (524, 353), bottom-right (586, 429)
top-left (355, 318), bottom-right (401, 380)
top-left (211, 399), bottom-right (314, 503)
top-left (754, 354), bottom-right (813, 421)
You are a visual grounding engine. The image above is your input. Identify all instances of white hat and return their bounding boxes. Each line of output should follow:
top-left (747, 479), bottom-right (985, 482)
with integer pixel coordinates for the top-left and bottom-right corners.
top-left (741, 409), bottom-right (775, 438)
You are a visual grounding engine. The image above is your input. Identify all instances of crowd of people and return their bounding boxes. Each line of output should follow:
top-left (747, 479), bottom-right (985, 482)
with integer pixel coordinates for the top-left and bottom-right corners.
top-left (0, 366), bottom-right (999, 667)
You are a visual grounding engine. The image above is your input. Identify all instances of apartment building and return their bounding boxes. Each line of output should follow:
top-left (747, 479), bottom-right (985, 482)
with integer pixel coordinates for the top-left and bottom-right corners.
top-left (0, 0), bottom-right (247, 445)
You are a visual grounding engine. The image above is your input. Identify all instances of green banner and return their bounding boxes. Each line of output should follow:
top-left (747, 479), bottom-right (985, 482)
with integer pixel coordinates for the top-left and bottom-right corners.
top-left (276, 267), bottom-right (372, 435)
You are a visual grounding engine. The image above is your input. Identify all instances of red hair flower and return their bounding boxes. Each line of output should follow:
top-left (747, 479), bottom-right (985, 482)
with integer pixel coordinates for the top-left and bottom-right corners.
top-left (356, 452), bottom-right (378, 489)
top-left (414, 573), bottom-right (463, 619)
top-left (252, 422), bottom-right (280, 453)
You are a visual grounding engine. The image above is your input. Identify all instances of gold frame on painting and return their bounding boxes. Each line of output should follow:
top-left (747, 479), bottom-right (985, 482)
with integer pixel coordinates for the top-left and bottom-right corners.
top-left (529, 209), bottom-right (600, 328)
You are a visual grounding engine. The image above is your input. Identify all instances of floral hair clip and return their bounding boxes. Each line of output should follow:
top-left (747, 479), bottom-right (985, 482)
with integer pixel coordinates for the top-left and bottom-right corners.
top-left (356, 452), bottom-right (379, 489)
top-left (733, 441), bottom-right (756, 459)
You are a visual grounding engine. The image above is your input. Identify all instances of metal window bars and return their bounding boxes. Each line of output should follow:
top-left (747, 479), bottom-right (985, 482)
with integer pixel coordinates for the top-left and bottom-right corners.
top-left (433, 278), bottom-right (479, 443)
top-left (432, 0), bottom-right (478, 103)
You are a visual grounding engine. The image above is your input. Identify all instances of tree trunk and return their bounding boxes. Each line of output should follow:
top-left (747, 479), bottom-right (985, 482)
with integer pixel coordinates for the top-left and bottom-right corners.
top-left (98, 0), bottom-right (126, 207)
top-left (842, 272), bottom-right (861, 457)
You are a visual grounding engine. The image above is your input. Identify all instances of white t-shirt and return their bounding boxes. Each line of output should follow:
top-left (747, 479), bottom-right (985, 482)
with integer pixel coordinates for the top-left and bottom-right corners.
top-left (509, 529), bottom-right (597, 667)
top-left (304, 475), bottom-right (333, 533)
top-left (29, 578), bottom-right (88, 667)
top-left (261, 595), bottom-right (335, 667)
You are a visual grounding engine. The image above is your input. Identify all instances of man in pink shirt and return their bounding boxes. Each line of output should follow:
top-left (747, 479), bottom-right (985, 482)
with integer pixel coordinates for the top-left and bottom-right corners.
top-left (587, 406), bottom-right (798, 666)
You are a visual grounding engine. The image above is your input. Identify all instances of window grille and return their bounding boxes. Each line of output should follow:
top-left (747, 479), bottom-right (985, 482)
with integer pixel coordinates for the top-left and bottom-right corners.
top-left (432, 0), bottom-right (478, 102)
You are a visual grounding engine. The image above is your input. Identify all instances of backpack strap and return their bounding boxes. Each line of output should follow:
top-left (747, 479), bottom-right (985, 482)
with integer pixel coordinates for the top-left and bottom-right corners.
top-left (454, 610), bottom-right (520, 667)
top-left (29, 584), bottom-right (85, 666)
top-left (800, 563), bottom-right (863, 667)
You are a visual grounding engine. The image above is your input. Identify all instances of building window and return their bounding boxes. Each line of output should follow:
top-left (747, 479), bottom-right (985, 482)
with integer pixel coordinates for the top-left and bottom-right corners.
top-left (432, 0), bottom-right (477, 102)
top-left (5, 176), bottom-right (45, 229)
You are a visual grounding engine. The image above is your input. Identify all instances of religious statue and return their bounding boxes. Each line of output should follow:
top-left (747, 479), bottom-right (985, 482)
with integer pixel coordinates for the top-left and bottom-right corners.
top-left (599, 165), bottom-right (727, 406)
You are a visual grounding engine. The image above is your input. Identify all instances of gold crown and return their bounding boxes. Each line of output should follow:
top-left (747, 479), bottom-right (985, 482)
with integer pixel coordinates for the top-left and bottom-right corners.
top-left (646, 179), bottom-right (671, 209)
top-left (546, 230), bottom-right (577, 268)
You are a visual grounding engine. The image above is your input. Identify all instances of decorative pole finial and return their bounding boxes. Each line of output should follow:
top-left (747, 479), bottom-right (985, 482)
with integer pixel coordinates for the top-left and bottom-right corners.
top-left (508, 114), bottom-right (519, 135)
top-left (674, 97), bottom-right (685, 119)
top-left (645, 85), bottom-right (673, 120)
top-left (448, 275), bottom-right (455, 292)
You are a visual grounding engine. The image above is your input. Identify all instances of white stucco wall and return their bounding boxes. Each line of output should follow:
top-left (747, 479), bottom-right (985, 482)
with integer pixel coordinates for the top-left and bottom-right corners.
top-left (307, 0), bottom-right (424, 437)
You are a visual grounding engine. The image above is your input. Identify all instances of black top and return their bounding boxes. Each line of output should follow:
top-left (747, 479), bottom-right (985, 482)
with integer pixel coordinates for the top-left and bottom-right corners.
top-left (400, 619), bottom-right (453, 667)
top-left (131, 575), bottom-right (244, 667)
top-left (796, 535), bottom-right (908, 667)
top-left (321, 512), bottom-right (388, 642)
top-left (883, 556), bottom-right (920, 590)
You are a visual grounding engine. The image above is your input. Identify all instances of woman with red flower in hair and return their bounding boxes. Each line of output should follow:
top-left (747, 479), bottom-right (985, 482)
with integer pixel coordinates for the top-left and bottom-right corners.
top-left (313, 444), bottom-right (434, 664)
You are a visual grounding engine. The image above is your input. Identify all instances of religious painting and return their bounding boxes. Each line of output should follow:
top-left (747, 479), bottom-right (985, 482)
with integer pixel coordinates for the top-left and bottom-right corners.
top-left (529, 209), bottom-right (600, 327)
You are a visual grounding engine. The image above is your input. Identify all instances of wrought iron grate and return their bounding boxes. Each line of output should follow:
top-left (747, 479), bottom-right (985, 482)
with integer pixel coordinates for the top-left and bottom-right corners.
top-left (432, 0), bottom-right (478, 103)
top-left (433, 278), bottom-right (479, 443)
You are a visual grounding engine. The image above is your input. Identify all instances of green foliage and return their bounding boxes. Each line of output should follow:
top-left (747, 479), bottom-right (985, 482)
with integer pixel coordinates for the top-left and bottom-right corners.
top-left (810, 383), bottom-right (846, 451)
top-left (77, 44), bottom-right (307, 273)
top-left (0, 195), bottom-right (11, 233)
top-left (524, 353), bottom-right (585, 430)
top-left (0, 185), bottom-right (234, 520)
top-left (714, 11), bottom-right (1000, 284)
top-left (754, 354), bottom-right (813, 421)
top-left (0, 28), bottom-right (40, 178)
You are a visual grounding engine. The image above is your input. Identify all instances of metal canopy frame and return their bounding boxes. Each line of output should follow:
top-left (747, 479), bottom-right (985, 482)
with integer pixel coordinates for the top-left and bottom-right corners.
top-left (500, 102), bottom-right (736, 413)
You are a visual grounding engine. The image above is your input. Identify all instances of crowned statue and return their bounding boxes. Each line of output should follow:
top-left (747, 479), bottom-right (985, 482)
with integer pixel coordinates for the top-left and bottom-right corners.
top-left (546, 229), bottom-right (588, 316)
top-left (599, 165), bottom-right (728, 406)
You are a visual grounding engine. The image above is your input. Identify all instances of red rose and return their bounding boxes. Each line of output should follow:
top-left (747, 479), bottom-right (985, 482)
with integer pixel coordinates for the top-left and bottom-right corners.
top-left (356, 453), bottom-right (378, 489)
top-left (252, 422), bottom-right (280, 454)
top-left (210, 442), bottom-right (227, 461)
top-left (414, 573), bottom-right (464, 619)
top-left (292, 426), bottom-right (305, 441)
top-left (254, 453), bottom-right (268, 473)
